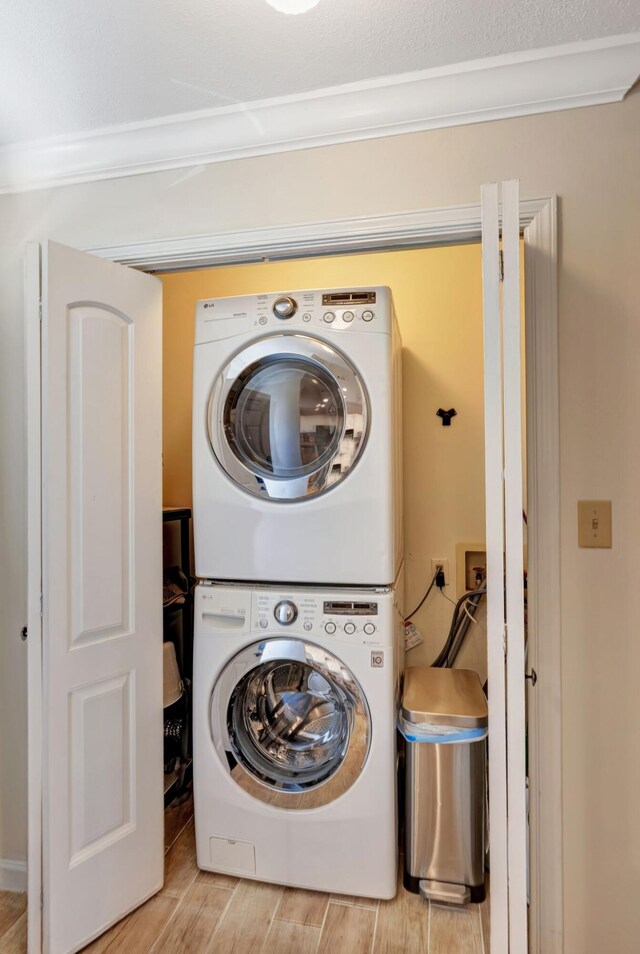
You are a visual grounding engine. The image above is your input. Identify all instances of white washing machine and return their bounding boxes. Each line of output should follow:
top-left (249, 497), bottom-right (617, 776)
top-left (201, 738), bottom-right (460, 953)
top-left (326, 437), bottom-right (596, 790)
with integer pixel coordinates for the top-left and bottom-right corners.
top-left (193, 581), bottom-right (403, 899)
top-left (192, 286), bottom-right (402, 586)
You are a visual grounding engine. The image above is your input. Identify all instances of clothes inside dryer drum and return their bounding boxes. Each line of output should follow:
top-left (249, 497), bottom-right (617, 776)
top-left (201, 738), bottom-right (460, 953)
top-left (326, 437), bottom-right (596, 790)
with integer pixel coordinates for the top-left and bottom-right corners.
top-left (229, 659), bottom-right (352, 788)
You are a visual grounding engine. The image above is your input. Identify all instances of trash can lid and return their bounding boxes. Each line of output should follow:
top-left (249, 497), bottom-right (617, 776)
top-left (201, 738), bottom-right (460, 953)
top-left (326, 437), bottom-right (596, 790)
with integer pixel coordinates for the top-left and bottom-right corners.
top-left (401, 667), bottom-right (488, 729)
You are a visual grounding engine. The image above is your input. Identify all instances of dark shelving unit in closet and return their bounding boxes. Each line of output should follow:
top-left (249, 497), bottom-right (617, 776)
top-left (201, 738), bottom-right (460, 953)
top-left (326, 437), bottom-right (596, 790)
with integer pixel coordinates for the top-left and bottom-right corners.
top-left (163, 507), bottom-right (194, 806)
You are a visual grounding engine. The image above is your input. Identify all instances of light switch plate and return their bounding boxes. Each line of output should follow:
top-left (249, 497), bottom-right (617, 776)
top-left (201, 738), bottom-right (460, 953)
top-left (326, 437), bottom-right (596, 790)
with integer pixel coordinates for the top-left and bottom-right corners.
top-left (578, 500), bottom-right (612, 548)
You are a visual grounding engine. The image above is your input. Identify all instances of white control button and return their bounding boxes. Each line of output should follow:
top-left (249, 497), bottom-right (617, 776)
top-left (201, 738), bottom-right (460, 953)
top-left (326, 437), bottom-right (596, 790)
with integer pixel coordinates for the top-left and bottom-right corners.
top-left (362, 309), bottom-right (374, 321)
top-left (343, 310), bottom-right (354, 322)
top-left (363, 622), bottom-right (376, 635)
top-left (324, 621), bottom-right (336, 634)
top-left (302, 313), bottom-right (312, 322)
top-left (344, 622), bottom-right (356, 635)
top-left (303, 621), bottom-right (312, 631)
top-left (258, 316), bottom-right (267, 325)
top-left (323, 311), bottom-right (335, 323)
top-left (259, 618), bottom-right (268, 629)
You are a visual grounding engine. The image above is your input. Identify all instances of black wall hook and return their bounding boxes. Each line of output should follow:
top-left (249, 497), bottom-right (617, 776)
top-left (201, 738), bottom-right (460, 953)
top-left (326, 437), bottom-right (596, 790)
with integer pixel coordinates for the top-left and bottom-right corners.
top-left (436, 408), bottom-right (457, 426)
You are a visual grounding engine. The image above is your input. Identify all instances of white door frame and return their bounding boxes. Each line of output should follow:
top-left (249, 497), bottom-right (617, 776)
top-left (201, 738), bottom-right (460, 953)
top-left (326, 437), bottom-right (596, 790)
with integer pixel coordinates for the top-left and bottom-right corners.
top-left (25, 244), bottom-right (43, 954)
top-left (86, 195), bottom-right (562, 953)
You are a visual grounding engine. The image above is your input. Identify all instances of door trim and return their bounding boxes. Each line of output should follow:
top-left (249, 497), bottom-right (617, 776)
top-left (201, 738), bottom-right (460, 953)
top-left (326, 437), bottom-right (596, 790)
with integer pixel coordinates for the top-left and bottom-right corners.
top-left (88, 196), bottom-right (562, 953)
top-left (25, 242), bottom-right (42, 954)
top-left (89, 199), bottom-right (548, 271)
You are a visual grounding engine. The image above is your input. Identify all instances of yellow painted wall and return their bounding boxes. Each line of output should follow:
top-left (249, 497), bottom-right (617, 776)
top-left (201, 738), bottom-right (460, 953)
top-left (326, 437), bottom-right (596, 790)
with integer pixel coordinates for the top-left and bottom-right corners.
top-left (160, 242), bottom-right (510, 671)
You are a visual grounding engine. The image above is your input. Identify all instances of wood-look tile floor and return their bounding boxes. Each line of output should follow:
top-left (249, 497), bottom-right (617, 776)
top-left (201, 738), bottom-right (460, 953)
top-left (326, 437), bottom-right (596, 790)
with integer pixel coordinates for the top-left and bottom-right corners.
top-left (0, 796), bottom-right (489, 953)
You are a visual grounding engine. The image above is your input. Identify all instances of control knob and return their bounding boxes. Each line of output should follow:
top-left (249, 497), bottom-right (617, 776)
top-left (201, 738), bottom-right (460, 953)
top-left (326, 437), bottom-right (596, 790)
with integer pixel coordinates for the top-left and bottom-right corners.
top-left (273, 296), bottom-right (297, 319)
top-left (344, 622), bottom-right (356, 635)
top-left (274, 600), bottom-right (298, 625)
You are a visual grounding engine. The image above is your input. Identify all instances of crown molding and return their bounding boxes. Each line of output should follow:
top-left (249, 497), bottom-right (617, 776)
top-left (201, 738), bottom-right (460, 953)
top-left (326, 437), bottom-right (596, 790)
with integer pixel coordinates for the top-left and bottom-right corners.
top-left (1, 33), bottom-right (638, 195)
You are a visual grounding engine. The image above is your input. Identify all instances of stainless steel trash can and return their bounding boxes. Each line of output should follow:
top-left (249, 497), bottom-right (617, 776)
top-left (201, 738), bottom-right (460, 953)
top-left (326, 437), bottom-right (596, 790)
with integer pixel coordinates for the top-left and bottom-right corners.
top-left (400, 667), bottom-right (488, 904)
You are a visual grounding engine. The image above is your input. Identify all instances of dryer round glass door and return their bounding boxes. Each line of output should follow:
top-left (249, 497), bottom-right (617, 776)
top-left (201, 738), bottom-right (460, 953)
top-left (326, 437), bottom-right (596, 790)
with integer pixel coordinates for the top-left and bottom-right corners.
top-left (210, 638), bottom-right (371, 809)
top-left (208, 334), bottom-right (369, 500)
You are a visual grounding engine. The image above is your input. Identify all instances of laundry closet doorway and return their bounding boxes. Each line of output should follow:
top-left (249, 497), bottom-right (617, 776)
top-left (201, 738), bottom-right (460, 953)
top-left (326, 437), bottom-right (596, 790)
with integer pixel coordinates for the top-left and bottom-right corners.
top-left (25, 188), bottom-right (560, 954)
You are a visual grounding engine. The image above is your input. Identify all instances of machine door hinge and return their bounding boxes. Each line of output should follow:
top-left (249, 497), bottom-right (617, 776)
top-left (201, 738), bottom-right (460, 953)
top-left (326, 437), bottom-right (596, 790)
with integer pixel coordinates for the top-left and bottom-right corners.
top-left (40, 591), bottom-right (43, 617)
top-left (503, 623), bottom-right (508, 657)
top-left (499, 249), bottom-right (504, 282)
top-left (39, 299), bottom-right (43, 322)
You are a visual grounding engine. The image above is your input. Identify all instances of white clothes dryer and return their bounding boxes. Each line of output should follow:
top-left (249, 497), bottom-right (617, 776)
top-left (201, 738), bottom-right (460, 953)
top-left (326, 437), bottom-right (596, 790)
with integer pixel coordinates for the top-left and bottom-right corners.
top-left (192, 581), bottom-right (403, 899)
top-left (192, 286), bottom-right (402, 586)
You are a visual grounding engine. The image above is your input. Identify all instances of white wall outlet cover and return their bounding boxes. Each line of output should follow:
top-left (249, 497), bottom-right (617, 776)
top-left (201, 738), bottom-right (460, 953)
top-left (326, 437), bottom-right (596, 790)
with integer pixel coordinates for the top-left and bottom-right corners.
top-left (430, 558), bottom-right (449, 583)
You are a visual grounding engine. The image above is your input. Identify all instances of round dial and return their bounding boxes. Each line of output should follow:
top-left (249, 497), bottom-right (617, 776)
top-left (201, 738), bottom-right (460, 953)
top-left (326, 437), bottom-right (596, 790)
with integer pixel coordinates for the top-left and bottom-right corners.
top-left (273, 600), bottom-right (298, 625)
top-left (273, 296), bottom-right (297, 319)
top-left (344, 622), bottom-right (356, 635)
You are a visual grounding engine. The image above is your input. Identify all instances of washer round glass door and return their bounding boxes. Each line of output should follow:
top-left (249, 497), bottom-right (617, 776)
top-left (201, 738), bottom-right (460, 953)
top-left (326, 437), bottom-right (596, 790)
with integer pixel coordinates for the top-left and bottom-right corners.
top-left (210, 638), bottom-right (371, 809)
top-left (208, 334), bottom-right (369, 500)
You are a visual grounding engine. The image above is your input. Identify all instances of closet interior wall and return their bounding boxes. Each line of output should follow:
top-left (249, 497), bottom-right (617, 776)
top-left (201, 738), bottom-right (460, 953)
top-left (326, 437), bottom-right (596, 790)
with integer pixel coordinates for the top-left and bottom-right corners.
top-left (160, 242), bottom-right (525, 677)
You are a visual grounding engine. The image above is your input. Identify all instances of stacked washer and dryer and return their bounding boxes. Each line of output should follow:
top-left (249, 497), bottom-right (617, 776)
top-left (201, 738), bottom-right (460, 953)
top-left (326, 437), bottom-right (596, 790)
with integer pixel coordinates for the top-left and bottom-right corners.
top-left (192, 286), bottom-right (404, 899)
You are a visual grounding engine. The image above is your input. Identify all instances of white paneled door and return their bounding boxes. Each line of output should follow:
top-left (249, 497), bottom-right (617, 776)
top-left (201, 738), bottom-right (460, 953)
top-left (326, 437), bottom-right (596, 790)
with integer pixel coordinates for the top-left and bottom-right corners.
top-left (481, 181), bottom-right (529, 953)
top-left (26, 242), bottom-right (163, 954)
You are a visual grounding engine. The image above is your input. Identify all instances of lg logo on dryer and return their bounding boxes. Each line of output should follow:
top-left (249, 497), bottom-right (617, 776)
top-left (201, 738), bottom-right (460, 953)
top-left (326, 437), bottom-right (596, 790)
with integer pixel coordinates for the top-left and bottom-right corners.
top-left (371, 651), bottom-right (384, 668)
top-left (203, 302), bottom-right (214, 308)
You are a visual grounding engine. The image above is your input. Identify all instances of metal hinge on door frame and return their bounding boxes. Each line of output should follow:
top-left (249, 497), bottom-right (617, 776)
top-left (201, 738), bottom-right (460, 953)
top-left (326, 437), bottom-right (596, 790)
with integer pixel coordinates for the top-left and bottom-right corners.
top-left (499, 249), bottom-right (504, 282)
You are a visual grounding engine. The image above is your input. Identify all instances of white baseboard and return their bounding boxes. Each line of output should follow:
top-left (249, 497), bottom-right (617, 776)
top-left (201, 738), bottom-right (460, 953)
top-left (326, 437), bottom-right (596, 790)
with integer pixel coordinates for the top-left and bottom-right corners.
top-left (0, 858), bottom-right (27, 893)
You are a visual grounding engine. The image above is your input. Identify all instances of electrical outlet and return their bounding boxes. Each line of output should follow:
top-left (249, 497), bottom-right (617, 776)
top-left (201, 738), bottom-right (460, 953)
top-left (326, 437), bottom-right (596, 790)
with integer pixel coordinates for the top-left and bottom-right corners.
top-left (430, 558), bottom-right (449, 584)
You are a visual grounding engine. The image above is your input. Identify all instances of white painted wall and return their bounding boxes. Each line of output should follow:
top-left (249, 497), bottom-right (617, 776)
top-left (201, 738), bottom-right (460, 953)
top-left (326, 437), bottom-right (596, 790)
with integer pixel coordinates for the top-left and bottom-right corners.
top-left (1, 90), bottom-right (639, 950)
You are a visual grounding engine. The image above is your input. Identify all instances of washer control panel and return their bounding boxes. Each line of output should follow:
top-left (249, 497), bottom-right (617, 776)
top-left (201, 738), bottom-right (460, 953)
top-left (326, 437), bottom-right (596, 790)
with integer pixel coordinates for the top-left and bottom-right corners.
top-left (253, 591), bottom-right (381, 645)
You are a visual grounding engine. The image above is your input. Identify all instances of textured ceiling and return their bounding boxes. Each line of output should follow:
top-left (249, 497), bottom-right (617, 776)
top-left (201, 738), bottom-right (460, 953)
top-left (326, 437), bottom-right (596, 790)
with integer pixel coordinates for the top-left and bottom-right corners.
top-left (1, 0), bottom-right (638, 146)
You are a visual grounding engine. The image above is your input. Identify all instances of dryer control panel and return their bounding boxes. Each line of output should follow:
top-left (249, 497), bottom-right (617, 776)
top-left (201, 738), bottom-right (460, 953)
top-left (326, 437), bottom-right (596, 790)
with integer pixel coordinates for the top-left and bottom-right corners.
top-left (195, 286), bottom-right (392, 344)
